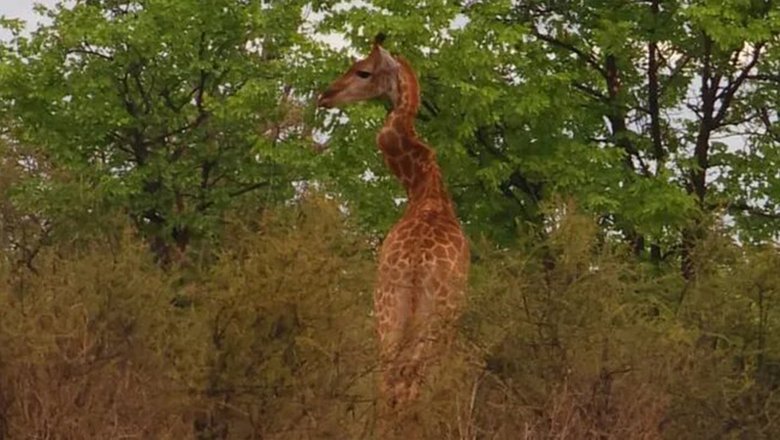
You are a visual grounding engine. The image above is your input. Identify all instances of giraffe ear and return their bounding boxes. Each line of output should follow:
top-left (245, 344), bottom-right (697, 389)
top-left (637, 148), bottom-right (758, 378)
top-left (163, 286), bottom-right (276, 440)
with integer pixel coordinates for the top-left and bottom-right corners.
top-left (371, 33), bottom-right (397, 73)
top-left (374, 46), bottom-right (398, 73)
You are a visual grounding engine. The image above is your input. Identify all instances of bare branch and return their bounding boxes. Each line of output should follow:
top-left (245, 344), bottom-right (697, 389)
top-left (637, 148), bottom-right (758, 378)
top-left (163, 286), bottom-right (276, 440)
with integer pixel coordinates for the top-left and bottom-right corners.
top-left (571, 82), bottom-right (609, 102)
top-left (228, 181), bottom-right (271, 198)
top-left (68, 46), bottom-right (114, 61)
top-left (659, 54), bottom-right (691, 98)
top-left (728, 201), bottom-right (780, 220)
top-left (713, 43), bottom-right (765, 127)
top-left (531, 28), bottom-right (607, 78)
top-left (747, 73), bottom-right (780, 83)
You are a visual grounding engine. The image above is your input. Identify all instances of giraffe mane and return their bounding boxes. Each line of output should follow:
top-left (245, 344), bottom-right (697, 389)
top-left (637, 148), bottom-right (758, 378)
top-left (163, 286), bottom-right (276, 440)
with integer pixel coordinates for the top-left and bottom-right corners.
top-left (393, 55), bottom-right (421, 119)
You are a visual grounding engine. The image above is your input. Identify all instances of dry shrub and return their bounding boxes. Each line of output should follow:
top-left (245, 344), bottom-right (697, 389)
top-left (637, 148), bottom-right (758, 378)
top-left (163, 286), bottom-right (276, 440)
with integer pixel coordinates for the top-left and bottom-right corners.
top-left (177, 196), bottom-right (377, 439)
top-left (0, 196), bottom-right (777, 439)
top-left (667, 235), bottom-right (780, 439)
top-left (0, 230), bottom-right (193, 439)
top-left (446, 209), bottom-right (780, 440)
top-left (455, 207), bottom-right (686, 440)
top-left (0, 196), bottom-right (378, 439)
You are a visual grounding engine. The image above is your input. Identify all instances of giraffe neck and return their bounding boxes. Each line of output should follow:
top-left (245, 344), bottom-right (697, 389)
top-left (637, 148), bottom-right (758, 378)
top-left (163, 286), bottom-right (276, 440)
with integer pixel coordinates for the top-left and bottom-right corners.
top-left (388, 56), bottom-right (420, 127)
top-left (377, 56), bottom-right (454, 214)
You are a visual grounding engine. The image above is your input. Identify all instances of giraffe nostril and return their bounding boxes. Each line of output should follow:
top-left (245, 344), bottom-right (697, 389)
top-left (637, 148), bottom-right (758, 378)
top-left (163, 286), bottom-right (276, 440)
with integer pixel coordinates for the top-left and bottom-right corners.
top-left (317, 89), bottom-right (338, 108)
top-left (316, 96), bottom-right (331, 108)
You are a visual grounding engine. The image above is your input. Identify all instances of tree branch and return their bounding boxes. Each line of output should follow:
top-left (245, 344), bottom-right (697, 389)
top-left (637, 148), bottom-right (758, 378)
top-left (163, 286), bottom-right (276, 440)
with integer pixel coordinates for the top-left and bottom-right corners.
top-left (228, 181), bottom-right (271, 198)
top-left (647, 0), bottom-right (665, 169)
top-left (746, 73), bottom-right (780, 83)
top-left (713, 43), bottom-right (765, 127)
top-left (571, 82), bottom-right (609, 102)
top-left (727, 201), bottom-right (780, 220)
top-left (68, 45), bottom-right (114, 61)
top-left (531, 28), bottom-right (607, 78)
top-left (659, 54), bottom-right (691, 98)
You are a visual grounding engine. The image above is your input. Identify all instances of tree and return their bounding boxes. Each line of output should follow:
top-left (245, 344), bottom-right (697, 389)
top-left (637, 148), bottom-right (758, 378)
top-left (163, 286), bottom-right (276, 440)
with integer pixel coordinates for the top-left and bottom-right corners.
top-left (3, 0), bottom-right (778, 276)
top-left (314, 0), bottom-right (780, 277)
top-left (0, 0), bottom-right (319, 264)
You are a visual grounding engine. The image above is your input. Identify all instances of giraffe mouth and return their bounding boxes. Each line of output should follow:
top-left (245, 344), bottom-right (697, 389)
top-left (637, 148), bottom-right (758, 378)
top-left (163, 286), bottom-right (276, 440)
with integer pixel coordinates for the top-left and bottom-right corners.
top-left (317, 90), bottom-right (338, 108)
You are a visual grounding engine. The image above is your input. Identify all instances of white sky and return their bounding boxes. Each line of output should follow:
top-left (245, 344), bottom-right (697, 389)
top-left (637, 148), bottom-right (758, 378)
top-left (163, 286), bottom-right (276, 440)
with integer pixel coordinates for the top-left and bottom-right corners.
top-left (0, 0), bottom-right (62, 40)
top-left (1, 1), bottom-right (352, 49)
top-left (0, 0), bottom-right (55, 21)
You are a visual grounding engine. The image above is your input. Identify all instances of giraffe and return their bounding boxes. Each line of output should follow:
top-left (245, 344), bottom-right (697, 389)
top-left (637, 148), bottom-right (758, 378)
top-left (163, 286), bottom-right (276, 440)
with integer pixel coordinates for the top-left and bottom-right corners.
top-left (318, 34), bottom-right (469, 435)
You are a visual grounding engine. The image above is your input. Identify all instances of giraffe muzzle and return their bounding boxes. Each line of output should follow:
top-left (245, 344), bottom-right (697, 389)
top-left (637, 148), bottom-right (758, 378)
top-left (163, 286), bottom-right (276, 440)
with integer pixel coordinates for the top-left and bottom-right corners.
top-left (317, 90), bottom-right (337, 108)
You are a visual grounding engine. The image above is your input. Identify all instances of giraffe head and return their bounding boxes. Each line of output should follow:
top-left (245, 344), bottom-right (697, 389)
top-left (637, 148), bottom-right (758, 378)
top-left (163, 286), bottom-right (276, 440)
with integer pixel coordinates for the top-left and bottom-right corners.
top-left (317, 33), bottom-right (400, 108)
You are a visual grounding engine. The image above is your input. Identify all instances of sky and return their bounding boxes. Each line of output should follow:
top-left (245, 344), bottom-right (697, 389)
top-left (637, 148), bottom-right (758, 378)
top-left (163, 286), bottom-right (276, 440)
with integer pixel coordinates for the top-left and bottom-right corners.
top-left (0, 0), bottom-right (55, 21)
top-left (0, 0), bottom-right (63, 40)
top-left (1, 1), bottom-right (351, 48)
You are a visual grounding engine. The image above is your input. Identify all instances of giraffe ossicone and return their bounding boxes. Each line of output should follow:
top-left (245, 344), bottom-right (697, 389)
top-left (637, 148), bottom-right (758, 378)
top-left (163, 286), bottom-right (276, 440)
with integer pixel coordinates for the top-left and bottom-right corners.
top-left (318, 34), bottom-right (470, 436)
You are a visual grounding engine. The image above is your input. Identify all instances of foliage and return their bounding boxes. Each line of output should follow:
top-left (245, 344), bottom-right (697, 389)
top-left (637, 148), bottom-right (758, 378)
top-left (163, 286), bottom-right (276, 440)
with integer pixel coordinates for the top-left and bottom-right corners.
top-left (464, 206), bottom-right (780, 439)
top-left (313, 0), bottom-right (780, 263)
top-left (3, 0), bottom-right (779, 269)
top-left (0, 0), bottom-right (320, 263)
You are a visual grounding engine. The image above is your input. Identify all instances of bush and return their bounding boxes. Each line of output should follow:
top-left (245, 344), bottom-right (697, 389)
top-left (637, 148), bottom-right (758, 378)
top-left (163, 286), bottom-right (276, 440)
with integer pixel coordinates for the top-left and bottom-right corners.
top-left (0, 196), bottom-right (377, 439)
top-left (182, 197), bottom-right (376, 438)
top-left (0, 231), bottom-right (191, 438)
top-left (0, 197), bottom-right (777, 439)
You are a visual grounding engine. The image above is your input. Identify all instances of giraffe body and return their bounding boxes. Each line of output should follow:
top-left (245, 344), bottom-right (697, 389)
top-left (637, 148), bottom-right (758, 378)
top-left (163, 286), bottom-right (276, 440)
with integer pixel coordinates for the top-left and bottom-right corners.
top-left (374, 112), bottom-right (469, 409)
top-left (318, 35), bottom-right (469, 435)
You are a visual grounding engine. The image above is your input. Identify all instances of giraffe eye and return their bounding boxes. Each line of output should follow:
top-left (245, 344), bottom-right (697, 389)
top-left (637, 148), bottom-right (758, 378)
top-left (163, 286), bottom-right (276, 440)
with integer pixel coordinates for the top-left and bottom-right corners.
top-left (356, 70), bottom-right (372, 79)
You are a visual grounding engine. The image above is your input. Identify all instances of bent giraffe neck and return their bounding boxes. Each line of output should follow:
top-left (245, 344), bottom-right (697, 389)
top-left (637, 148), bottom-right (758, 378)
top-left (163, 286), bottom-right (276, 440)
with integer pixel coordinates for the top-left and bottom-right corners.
top-left (377, 56), bottom-right (454, 214)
